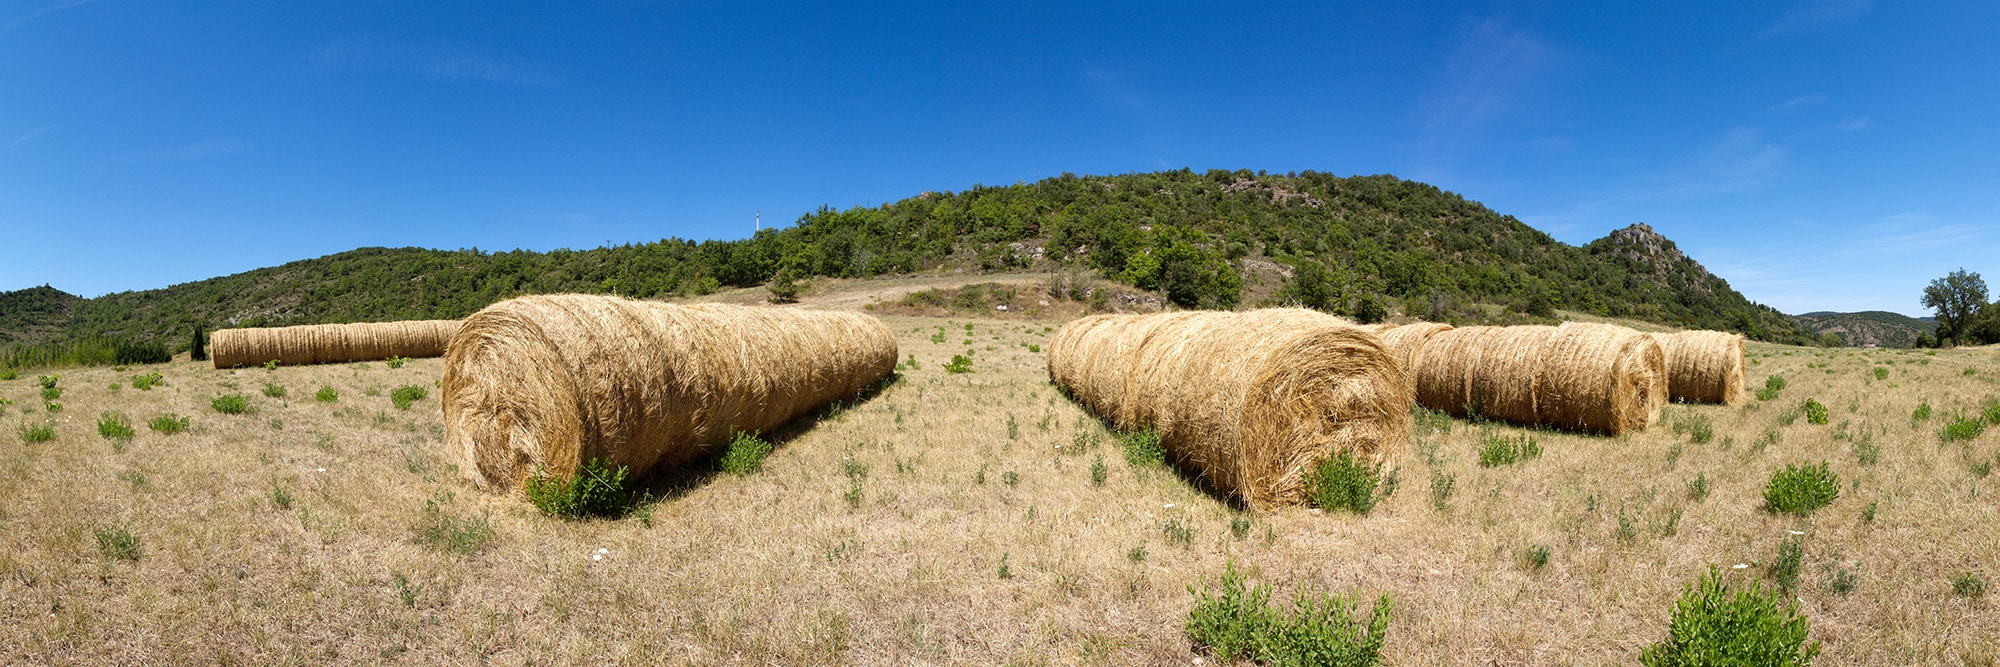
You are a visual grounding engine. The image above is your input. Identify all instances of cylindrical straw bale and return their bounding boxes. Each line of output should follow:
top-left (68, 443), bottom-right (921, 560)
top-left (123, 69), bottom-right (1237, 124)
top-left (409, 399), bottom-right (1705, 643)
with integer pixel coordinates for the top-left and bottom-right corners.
top-left (1649, 331), bottom-right (1746, 404)
top-left (1468, 325), bottom-right (1556, 424)
top-left (210, 320), bottom-right (463, 368)
top-left (441, 295), bottom-right (897, 490)
top-left (1411, 326), bottom-right (1510, 418)
top-left (1377, 322), bottom-right (1453, 383)
top-left (1536, 322), bottom-right (1667, 434)
top-left (1047, 308), bottom-right (1411, 510)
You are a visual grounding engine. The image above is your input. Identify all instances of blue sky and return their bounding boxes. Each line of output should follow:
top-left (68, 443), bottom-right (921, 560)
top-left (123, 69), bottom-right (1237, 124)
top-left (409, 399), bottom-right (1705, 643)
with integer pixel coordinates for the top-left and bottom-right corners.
top-left (3, 1), bottom-right (1995, 316)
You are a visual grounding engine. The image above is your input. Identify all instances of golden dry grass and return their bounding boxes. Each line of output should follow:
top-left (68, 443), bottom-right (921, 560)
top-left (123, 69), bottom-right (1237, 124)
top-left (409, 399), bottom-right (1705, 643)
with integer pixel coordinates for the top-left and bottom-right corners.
top-left (1, 321), bottom-right (1997, 665)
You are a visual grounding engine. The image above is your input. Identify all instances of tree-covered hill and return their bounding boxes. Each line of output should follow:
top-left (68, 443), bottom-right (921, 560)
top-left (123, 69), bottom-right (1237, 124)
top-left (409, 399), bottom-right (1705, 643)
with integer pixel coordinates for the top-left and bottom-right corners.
top-left (1, 169), bottom-right (1819, 360)
top-left (1793, 311), bottom-right (1938, 348)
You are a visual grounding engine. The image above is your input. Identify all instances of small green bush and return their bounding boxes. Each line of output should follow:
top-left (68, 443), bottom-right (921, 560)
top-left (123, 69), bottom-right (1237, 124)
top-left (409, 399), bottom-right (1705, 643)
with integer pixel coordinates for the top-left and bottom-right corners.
top-left (130, 372), bottom-right (164, 390)
top-left (40, 386), bottom-right (60, 401)
top-left (1686, 472), bottom-right (1710, 502)
top-left (1522, 545), bottom-right (1551, 571)
top-left (94, 525), bottom-right (141, 562)
top-left (1770, 534), bottom-right (1804, 595)
top-left (718, 431), bottom-right (773, 475)
top-left (1186, 562), bottom-right (1391, 666)
top-left (211, 394), bottom-right (250, 414)
top-left (97, 411), bottom-right (135, 440)
top-left (1801, 399), bottom-right (1829, 425)
top-left (0, 367), bottom-right (15, 380)
top-left (263, 359), bottom-right (279, 371)
top-left (1090, 455), bottom-right (1108, 486)
top-left (18, 422), bottom-right (54, 444)
top-left (1638, 567), bottom-right (1818, 667)
top-left (1309, 449), bottom-right (1387, 514)
top-left (1477, 433), bottom-right (1542, 467)
top-left (1764, 461), bottom-right (1840, 516)
top-left (942, 353), bottom-right (973, 374)
top-left (262, 383), bottom-right (287, 398)
top-left (1952, 572), bottom-right (1987, 598)
top-left (413, 496), bottom-right (496, 555)
top-left (1940, 415), bottom-right (1985, 443)
top-left (390, 385), bottom-right (427, 410)
top-left (148, 413), bottom-right (190, 435)
top-left (386, 356), bottom-right (409, 369)
top-left (1983, 398), bottom-right (2000, 425)
top-left (1873, 367), bottom-right (1889, 380)
top-left (36, 374), bottom-right (58, 389)
top-left (525, 458), bottom-right (632, 518)
top-left (1122, 429), bottom-right (1165, 467)
top-left (1753, 375), bottom-right (1786, 401)
top-left (1913, 402), bottom-right (1933, 421)
top-left (315, 385), bottom-right (338, 402)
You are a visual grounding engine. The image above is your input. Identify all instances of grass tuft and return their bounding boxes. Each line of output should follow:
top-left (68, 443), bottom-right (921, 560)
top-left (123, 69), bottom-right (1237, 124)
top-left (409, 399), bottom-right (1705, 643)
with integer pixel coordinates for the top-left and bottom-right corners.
top-left (148, 413), bottom-right (190, 434)
top-left (1477, 433), bottom-right (1542, 467)
top-left (718, 431), bottom-right (773, 475)
top-left (1186, 562), bottom-right (1391, 666)
top-left (97, 411), bottom-right (135, 441)
top-left (1764, 461), bottom-right (1840, 516)
top-left (211, 394), bottom-right (250, 414)
top-left (525, 458), bottom-right (632, 518)
top-left (390, 385), bottom-right (428, 410)
top-left (1309, 449), bottom-right (1390, 514)
top-left (1638, 567), bottom-right (1818, 667)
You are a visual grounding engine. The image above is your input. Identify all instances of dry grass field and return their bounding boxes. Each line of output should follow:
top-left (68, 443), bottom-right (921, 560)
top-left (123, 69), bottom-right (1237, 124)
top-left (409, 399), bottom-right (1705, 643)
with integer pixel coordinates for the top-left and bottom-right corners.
top-left (2, 309), bottom-right (1998, 665)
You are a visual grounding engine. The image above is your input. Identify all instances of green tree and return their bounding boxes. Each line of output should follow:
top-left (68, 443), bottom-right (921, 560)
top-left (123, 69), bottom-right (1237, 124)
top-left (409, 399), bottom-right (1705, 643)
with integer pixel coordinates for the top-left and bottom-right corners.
top-left (189, 325), bottom-right (207, 362)
top-left (1279, 261), bottom-right (1341, 312)
top-left (1921, 268), bottom-right (1988, 346)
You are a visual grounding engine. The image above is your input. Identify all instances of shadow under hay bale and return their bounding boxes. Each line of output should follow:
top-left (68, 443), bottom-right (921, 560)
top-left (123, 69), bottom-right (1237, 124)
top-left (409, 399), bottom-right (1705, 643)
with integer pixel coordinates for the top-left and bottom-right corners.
top-left (210, 320), bottom-right (462, 368)
top-left (442, 294), bottom-right (898, 492)
top-left (1410, 321), bottom-right (1667, 435)
top-left (1047, 308), bottom-right (1411, 511)
top-left (1650, 330), bottom-right (1746, 404)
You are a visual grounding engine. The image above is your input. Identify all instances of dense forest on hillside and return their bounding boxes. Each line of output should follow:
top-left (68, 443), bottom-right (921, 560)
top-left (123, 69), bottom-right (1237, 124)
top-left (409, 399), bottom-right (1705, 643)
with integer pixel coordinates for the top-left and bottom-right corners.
top-left (2, 169), bottom-right (1819, 365)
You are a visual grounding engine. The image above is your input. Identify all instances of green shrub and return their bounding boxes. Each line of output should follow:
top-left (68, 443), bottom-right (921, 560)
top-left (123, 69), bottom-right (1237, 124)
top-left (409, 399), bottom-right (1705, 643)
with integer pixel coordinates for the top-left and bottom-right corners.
top-left (1801, 399), bottom-right (1829, 425)
top-left (1522, 545), bottom-right (1551, 571)
top-left (262, 383), bottom-right (287, 399)
top-left (1686, 472), bottom-right (1710, 502)
top-left (1429, 470), bottom-right (1456, 511)
top-left (18, 422), bottom-right (54, 444)
top-left (1309, 449), bottom-right (1388, 514)
top-left (211, 394), bottom-right (250, 414)
top-left (263, 359), bottom-right (279, 371)
top-left (1764, 462), bottom-right (1840, 516)
top-left (148, 413), bottom-right (190, 435)
top-left (1638, 567), bottom-right (1818, 667)
top-left (0, 367), bottom-right (15, 380)
top-left (390, 385), bottom-right (428, 410)
top-left (40, 386), bottom-right (60, 401)
top-left (413, 496), bottom-right (496, 555)
top-left (1983, 398), bottom-right (2000, 425)
top-left (1952, 572), bottom-right (1987, 598)
top-left (94, 525), bottom-right (141, 562)
top-left (942, 353), bottom-right (973, 374)
top-left (36, 374), bottom-right (58, 389)
top-left (1477, 433), bottom-right (1542, 467)
top-left (386, 355), bottom-right (409, 369)
top-left (718, 431), bottom-right (773, 475)
top-left (1913, 402), bottom-right (1933, 421)
top-left (1873, 367), bottom-right (1889, 380)
top-left (525, 458), bottom-right (632, 518)
top-left (1754, 375), bottom-right (1786, 401)
top-left (1770, 534), bottom-right (1804, 595)
top-left (1186, 562), bottom-right (1391, 666)
top-left (1090, 455), bottom-right (1108, 486)
top-left (1940, 415), bottom-right (1985, 443)
top-left (130, 372), bottom-right (164, 390)
top-left (97, 411), bottom-right (134, 440)
top-left (1122, 429), bottom-right (1165, 467)
top-left (315, 385), bottom-right (338, 402)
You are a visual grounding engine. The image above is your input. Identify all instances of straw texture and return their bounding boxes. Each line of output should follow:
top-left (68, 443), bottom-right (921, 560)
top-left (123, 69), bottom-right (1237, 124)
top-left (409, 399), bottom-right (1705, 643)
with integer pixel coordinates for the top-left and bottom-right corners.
top-left (441, 295), bottom-right (897, 490)
top-left (210, 320), bottom-right (462, 368)
top-left (1047, 309), bottom-right (1411, 511)
top-left (1649, 330), bottom-right (1746, 404)
top-left (1409, 322), bottom-right (1666, 434)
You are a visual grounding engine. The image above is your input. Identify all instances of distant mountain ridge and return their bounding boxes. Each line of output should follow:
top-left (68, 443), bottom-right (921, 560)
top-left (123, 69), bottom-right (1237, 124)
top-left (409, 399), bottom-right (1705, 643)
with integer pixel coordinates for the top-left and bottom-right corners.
top-left (1793, 310), bottom-right (1937, 348)
top-left (0, 169), bottom-right (1822, 359)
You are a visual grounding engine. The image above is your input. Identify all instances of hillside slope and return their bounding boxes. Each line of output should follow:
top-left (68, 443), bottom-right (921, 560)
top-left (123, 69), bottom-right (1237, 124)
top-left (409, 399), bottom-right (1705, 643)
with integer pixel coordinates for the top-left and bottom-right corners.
top-left (0, 169), bottom-right (1817, 353)
top-left (1793, 311), bottom-right (1937, 348)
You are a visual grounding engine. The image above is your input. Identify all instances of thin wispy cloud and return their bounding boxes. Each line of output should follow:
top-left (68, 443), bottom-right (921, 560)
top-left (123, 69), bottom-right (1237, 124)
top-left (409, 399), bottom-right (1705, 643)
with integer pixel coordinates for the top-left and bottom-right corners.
top-left (1757, 0), bottom-right (1871, 38)
top-left (1416, 18), bottom-right (1562, 135)
top-left (1, 0), bottom-right (96, 34)
top-left (111, 139), bottom-right (253, 163)
top-left (1766, 93), bottom-right (1827, 112)
top-left (1633, 126), bottom-right (1786, 201)
top-left (1823, 116), bottom-right (1869, 132)
top-left (5, 124), bottom-right (55, 150)
top-left (311, 35), bottom-right (560, 87)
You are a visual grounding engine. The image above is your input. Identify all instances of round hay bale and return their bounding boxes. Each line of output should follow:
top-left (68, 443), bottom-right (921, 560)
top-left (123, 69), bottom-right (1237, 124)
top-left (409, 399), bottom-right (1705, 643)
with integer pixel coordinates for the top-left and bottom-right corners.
top-left (210, 320), bottom-right (462, 368)
top-left (1649, 331), bottom-right (1746, 404)
top-left (1537, 322), bottom-right (1667, 434)
top-left (1411, 326), bottom-right (1510, 418)
top-left (1378, 321), bottom-right (1452, 384)
top-left (1468, 325), bottom-right (1556, 424)
top-left (1046, 308), bottom-right (1411, 510)
top-left (441, 295), bottom-right (897, 491)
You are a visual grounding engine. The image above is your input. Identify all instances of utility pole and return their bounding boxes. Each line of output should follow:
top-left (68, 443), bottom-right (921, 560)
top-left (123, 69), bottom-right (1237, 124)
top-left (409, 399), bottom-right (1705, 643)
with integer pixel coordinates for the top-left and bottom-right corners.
top-left (755, 211), bottom-right (761, 232)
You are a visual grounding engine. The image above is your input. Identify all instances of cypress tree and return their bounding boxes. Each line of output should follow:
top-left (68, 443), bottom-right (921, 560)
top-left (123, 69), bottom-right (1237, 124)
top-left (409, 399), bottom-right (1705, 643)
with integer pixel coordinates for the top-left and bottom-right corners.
top-left (190, 325), bottom-right (207, 362)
